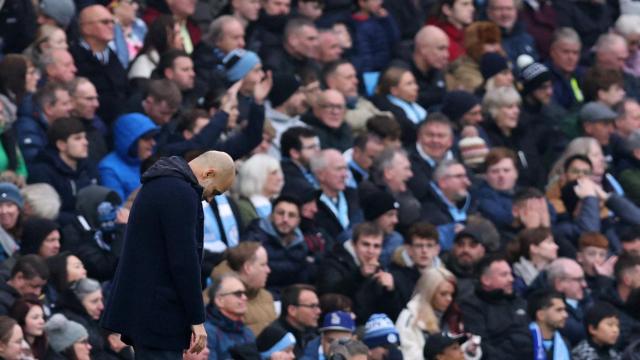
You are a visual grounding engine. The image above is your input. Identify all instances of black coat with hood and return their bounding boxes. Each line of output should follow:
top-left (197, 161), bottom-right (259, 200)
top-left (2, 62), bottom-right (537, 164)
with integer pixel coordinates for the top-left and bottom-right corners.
top-left (61, 185), bottom-right (125, 282)
top-left (55, 288), bottom-right (115, 360)
top-left (101, 156), bottom-right (206, 351)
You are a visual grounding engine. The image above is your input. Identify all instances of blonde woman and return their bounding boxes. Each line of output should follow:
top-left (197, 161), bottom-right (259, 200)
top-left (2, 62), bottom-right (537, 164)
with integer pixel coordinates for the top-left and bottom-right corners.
top-left (396, 267), bottom-right (480, 360)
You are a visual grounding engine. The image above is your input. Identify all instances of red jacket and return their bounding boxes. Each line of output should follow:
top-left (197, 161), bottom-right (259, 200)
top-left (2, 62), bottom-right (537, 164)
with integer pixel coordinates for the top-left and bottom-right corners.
top-left (426, 17), bottom-right (465, 62)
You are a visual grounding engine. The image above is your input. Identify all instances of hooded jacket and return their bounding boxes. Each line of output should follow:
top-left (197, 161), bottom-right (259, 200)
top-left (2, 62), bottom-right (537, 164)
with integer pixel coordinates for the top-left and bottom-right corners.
top-left (98, 113), bottom-right (158, 201)
top-left (61, 185), bottom-right (125, 282)
top-left (28, 147), bottom-right (99, 225)
top-left (15, 94), bottom-right (48, 163)
top-left (204, 305), bottom-right (255, 360)
top-left (243, 217), bottom-right (313, 291)
top-left (101, 156), bottom-right (206, 351)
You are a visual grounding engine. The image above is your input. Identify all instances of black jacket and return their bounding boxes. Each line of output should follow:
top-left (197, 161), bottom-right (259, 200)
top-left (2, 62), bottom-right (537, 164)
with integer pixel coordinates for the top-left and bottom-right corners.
top-left (101, 156), bottom-right (206, 350)
top-left (303, 112), bottom-right (354, 153)
top-left (28, 147), bottom-right (99, 226)
top-left (314, 188), bottom-right (362, 248)
top-left (316, 242), bottom-right (404, 323)
top-left (388, 262), bottom-right (421, 308)
top-left (0, 282), bottom-right (19, 316)
top-left (406, 146), bottom-right (437, 204)
top-left (61, 185), bottom-right (125, 282)
top-left (56, 288), bottom-right (116, 360)
top-left (370, 93), bottom-right (420, 147)
top-left (242, 218), bottom-right (314, 292)
top-left (459, 288), bottom-right (533, 359)
top-left (69, 43), bottom-right (128, 124)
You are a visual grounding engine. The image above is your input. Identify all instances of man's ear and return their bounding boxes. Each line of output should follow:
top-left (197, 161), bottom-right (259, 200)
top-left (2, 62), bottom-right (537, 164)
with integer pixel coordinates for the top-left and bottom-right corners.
top-left (56, 139), bottom-right (67, 153)
top-left (202, 168), bottom-right (216, 179)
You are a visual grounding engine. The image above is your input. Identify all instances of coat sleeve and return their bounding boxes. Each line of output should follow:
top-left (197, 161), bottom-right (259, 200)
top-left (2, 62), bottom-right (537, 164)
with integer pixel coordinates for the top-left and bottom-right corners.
top-left (396, 308), bottom-right (424, 360)
top-left (159, 111), bottom-right (229, 156)
top-left (158, 183), bottom-right (206, 325)
top-left (216, 102), bottom-right (265, 160)
top-left (99, 167), bottom-right (126, 202)
top-left (606, 193), bottom-right (640, 225)
top-left (459, 298), bottom-right (500, 359)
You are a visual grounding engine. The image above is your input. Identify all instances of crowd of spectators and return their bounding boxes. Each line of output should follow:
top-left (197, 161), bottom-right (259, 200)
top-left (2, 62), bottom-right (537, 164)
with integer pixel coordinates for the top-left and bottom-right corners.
top-left (3, 0), bottom-right (640, 359)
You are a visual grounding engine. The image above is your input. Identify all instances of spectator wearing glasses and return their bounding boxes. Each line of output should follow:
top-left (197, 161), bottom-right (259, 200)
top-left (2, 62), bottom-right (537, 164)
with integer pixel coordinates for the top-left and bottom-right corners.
top-left (204, 273), bottom-right (255, 360)
top-left (70, 5), bottom-right (128, 124)
top-left (390, 222), bottom-right (443, 308)
top-left (304, 89), bottom-right (353, 152)
top-left (272, 284), bottom-right (322, 358)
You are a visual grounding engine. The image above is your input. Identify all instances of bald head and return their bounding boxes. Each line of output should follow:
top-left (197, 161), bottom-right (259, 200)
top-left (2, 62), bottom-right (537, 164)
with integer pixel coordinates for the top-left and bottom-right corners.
top-left (79, 5), bottom-right (114, 47)
top-left (547, 257), bottom-right (586, 300)
top-left (414, 26), bottom-right (449, 71)
top-left (189, 151), bottom-right (236, 201)
top-left (595, 33), bottom-right (629, 71)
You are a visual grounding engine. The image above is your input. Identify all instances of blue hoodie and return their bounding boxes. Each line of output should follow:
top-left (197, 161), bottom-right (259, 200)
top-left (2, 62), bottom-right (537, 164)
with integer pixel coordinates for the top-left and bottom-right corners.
top-left (98, 113), bottom-right (158, 200)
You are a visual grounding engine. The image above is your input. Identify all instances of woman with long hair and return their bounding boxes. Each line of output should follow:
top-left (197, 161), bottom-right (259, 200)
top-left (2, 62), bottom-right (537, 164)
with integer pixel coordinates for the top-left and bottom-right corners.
top-left (8, 296), bottom-right (48, 359)
top-left (396, 267), bottom-right (479, 360)
top-left (0, 316), bottom-right (23, 360)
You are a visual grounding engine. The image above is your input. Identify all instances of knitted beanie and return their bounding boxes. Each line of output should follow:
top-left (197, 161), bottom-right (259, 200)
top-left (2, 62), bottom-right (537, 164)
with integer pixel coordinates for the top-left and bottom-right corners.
top-left (480, 52), bottom-right (509, 80)
top-left (0, 182), bottom-right (24, 209)
top-left (362, 314), bottom-right (400, 348)
top-left (458, 136), bottom-right (489, 169)
top-left (40, 0), bottom-right (76, 28)
top-left (268, 74), bottom-right (301, 108)
top-left (256, 325), bottom-right (296, 359)
top-left (20, 217), bottom-right (59, 255)
top-left (224, 49), bottom-right (261, 83)
top-left (518, 54), bottom-right (552, 96)
top-left (361, 191), bottom-right (399, 221)
top-left (441, 91), bottom-right (480, 123)
top-left (45, 314), bottom-right (88, 352)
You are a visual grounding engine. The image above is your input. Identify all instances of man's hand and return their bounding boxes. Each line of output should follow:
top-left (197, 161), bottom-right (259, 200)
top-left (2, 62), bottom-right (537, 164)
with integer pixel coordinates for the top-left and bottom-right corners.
top-left (595, 255), bottom-right (618, 278)
top-left (189, 323), bottom-right (207, 354)
top-left (220, 79), bottom-right (242, 114)
top-left (373, 271), bottom-right (394, 291)
top-left (574, 178), bottom-right (597, 199)
top-left (360, 261), bottom-right (379, 277)
top-left (253, 70), bottom-right (273, 105)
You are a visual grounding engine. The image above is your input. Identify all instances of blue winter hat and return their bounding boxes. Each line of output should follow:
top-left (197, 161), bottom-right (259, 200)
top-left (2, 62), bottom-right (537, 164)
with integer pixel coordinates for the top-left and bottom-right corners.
top-left (319, 311), bottom-right (356, 333)
top-left (223, 49), bottom-right (261, 83)
top-left (362, 314), bottom-right (400, 348)
top-left (256, 325), bottom-right (296, 359)
top-left (40, 0), bottom-right (76, 28)
top-left (480, 52), bottom-right (509, 80)
top-left (0, 182), bottom-right (23, 209)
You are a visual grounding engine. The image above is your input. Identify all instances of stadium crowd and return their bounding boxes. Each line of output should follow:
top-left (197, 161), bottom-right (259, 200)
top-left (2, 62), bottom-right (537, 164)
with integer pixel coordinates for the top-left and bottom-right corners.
top-left (2, 0), bottom-right (640, 359)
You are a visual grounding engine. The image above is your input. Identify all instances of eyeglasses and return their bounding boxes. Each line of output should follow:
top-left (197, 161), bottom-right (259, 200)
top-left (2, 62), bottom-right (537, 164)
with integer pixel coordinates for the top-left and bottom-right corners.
top-left (320, 103), bottom-right (346, 111)
top-left (85, 18), bottom-right (116, 26)
top-left (296, 303), bottom-right (321, 309)
top-left (218, 290), bottom-right (247, 298)
top-left (445, 173), bottom-right (468, 180)
top-left (567, 168), bottom-right (592, 176)
top-left (563, 276), bottom-right (586, 283)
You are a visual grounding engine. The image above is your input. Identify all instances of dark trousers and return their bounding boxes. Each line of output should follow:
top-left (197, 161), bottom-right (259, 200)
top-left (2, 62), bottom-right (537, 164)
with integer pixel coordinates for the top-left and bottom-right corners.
top-left (134, 345), bottom-right (182, 360)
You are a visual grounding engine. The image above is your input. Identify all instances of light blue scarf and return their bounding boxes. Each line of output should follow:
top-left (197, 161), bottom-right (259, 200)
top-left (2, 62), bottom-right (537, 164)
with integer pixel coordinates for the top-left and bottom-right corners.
top-left (251, 195), bottom-right (272, 219)
top-left (387, 95), bottom-right (427, 124)
top-left (202, 195), bottom-right (239, 253)
top-left (320, 192), bottom-right (349, 229)
top-left (529, 322), bottom-right (570, 360)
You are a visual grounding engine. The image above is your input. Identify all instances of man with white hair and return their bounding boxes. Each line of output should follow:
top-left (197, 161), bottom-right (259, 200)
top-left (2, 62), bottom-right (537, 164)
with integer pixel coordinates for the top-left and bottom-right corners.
top-left (546, 257), bottom-right (589, 347)
top-left (311, 149), bottom-right (363, 246)
top-left (192, 15), bottom-right (246, 97)
top-left (43, 49), bottom-right (77, 85)
top-left (594, 32), bottom-right (640, 101)
top-left (615, 14), bottom-right (640, 77)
